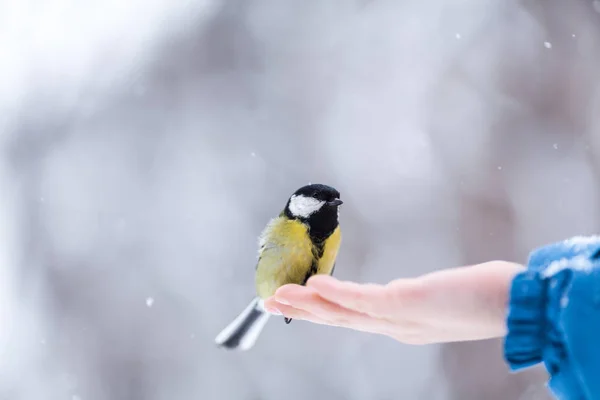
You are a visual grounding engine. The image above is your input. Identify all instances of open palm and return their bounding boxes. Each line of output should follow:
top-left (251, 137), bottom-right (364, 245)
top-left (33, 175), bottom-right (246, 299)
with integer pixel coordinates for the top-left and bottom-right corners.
top-left (263, 262), bottom-right (519, 344)
top-left (263, 275), bottom-right (430, 344)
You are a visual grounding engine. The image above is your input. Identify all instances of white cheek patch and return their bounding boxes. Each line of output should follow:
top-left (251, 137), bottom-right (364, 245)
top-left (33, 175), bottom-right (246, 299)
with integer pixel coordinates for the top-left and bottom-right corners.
top-left (288, 194), bottom-right (325, 218)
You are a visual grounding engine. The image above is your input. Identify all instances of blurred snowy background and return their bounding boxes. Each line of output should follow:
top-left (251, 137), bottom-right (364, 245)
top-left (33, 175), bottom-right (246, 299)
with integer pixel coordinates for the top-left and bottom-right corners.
top-left (1, 0), bottom-right (599, 399)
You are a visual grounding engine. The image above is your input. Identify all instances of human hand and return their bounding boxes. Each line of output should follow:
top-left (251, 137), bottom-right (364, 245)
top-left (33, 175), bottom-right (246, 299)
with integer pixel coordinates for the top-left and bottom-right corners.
top-left (264, 275), bottom-right (430, 344)
top-left (264, 261), bottom-right (523, 344)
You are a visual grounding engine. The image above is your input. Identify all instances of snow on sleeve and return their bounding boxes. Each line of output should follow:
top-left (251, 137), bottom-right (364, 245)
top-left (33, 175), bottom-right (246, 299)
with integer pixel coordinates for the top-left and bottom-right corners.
top-left (541, 255), bottom-right (593, 278)
top-left (527, 235), bottom-right (600, 272)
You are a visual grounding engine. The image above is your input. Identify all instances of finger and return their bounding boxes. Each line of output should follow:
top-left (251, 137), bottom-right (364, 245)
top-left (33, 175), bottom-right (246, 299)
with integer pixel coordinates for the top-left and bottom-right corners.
top-left (272, 284), bottom-right (391, 332)
top-left (263, 299), bottom-right (330, 325)
top-left (305, 275), bottom-right (390, 317)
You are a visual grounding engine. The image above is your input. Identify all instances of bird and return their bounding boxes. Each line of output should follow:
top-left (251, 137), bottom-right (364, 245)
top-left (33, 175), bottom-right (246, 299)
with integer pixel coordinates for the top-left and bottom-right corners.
top-left (214, 183), bottom-right (343, 351)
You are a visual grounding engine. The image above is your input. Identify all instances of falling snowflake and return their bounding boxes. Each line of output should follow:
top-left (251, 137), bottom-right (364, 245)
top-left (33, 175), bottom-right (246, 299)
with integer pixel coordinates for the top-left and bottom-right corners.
top-left (146, 297), bottom-right (154, 308)
top-left (455, 33), bottom-right (461, 39)
top-left (553, 143), bottom-right (559, 150)
top-left (250, 152), bottom-right (256, 157)
top-left (497, 166), bottom-right (502, 170)
top-left (544, 41), bottom-right (552, 49)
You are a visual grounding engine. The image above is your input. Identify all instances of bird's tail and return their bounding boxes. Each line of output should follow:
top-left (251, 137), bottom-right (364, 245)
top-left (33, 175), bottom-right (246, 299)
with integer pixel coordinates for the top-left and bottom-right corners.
top-left (214, 297), bottom-right (271, 351)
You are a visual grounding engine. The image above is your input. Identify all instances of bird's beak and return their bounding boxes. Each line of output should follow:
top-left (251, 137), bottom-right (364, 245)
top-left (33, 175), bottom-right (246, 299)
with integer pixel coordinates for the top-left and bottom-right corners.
top-left (327, 199), bottom-right (343, 207)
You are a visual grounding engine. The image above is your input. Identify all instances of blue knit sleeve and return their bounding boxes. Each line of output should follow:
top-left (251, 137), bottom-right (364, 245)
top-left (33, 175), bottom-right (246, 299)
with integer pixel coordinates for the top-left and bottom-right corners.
top-left (504, 236), bottom-right (600, 400)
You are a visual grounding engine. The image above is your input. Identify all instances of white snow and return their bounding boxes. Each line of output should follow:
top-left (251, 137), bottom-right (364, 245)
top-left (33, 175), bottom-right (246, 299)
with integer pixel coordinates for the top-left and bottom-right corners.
top-left (544, 41), bottom-right (552, 49)
top-left (560, 296), bottom-right (569, 308)
top-left (145, 297), bottom-right (154, 308)
top-left (562, 235), bottom-right (600, 251)
top-left (541, 255), bottom-right (593, 278)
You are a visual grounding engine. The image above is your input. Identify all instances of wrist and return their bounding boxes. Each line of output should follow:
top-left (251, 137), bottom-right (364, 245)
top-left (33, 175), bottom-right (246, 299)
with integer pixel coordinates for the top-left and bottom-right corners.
top-left (417, 261), bottom-right (523, 343)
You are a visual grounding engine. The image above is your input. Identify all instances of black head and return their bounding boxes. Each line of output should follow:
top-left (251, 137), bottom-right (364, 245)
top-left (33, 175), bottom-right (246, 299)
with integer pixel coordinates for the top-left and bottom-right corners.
top-left (283, 184), bottom-right (342, 242)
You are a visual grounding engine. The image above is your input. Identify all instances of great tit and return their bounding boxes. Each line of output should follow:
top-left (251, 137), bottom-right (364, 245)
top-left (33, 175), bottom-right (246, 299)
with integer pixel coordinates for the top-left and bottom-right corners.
top-left (214, 183), bottom-right (343, 351)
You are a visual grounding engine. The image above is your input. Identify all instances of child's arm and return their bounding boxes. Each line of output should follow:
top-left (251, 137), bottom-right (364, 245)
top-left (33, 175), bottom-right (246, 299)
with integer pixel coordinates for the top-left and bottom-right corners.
top-left (409, 260), bottom-right (525, 343)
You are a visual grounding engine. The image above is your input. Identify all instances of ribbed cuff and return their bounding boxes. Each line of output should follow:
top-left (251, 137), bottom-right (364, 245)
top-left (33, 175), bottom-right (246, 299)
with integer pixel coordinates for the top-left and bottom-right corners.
top-left (504, 270), bottom-right (547, 371)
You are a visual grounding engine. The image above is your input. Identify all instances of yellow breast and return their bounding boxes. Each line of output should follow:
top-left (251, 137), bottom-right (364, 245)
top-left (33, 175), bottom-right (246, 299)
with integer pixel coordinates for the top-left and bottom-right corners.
top-left (316, 226), bottom-right (341, 275)
top-left (254, 217), bottom-right (342, 299)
